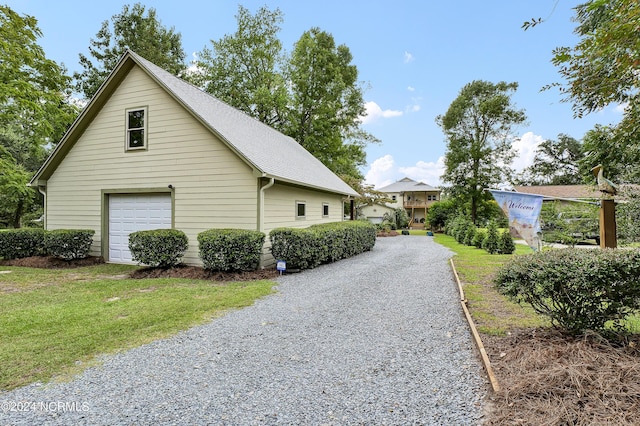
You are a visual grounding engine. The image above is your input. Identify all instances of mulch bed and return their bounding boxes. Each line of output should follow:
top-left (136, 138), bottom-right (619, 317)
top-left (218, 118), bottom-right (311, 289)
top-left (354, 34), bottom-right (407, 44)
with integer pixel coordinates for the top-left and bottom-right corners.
top-left (0, 255), bottom-right (105, 269)
top-left (129, 265), bottom-right (279, 281)
top-left (0, 255), bottom-right (279, 282)
top-left (483, 328), bottom-right (640, 425)
top-left (377, 230), bottom-right (399, 237)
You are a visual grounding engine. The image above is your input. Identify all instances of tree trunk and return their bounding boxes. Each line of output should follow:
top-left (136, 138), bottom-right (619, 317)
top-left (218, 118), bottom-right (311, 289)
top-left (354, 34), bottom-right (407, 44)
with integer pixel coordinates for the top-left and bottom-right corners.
top-left (12, 198), bottom-right (24, 228)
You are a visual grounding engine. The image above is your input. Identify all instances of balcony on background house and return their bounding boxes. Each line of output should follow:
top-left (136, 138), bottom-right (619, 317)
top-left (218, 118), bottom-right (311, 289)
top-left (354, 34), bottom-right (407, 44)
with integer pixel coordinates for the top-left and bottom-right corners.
top-left (404, 199), bottom-right (427, 209)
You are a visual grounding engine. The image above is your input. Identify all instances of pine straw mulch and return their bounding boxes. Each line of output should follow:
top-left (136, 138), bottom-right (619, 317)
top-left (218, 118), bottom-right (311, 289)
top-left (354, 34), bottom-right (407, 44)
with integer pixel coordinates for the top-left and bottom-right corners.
top-left (0, 255), bottom-right (105, 269)
top-left (482, 328), bottom-right (640, 425)
top-left (0, 255), bottom-right (279, 282)
top-left (129, 264), bottom-right (279, 281)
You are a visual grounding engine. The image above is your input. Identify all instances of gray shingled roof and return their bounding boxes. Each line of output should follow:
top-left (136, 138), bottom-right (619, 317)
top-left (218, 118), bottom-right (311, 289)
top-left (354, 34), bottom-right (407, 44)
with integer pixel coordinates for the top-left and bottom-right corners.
top-left (31, 51), bottom-right (358, 197)
top-left (130, 51), bottom-right (358, 197)
top-left (378, 177), bottom-right (437, 193)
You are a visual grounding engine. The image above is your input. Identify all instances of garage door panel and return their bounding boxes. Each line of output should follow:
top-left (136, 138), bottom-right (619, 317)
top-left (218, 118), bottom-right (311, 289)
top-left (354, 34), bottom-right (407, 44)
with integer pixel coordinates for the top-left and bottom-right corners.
top-left (108, 194), bottom-right (172, 264)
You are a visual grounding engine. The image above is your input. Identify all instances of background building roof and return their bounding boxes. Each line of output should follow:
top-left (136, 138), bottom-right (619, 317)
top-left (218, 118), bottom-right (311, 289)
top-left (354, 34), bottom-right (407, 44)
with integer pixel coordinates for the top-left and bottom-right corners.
top-left (378, 177), bottom-right (438, 193)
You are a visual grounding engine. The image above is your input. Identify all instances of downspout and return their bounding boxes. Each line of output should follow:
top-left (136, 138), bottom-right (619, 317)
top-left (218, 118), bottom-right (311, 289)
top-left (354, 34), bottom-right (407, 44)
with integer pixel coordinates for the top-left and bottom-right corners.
top-left (258, 178), bottom-right (275, 233)
top-left (38, 186), bottom-right (47, 229)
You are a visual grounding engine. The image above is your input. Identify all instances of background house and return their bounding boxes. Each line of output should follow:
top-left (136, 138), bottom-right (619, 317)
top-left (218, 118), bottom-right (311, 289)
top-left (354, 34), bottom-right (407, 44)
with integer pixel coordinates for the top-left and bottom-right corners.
top-left (514, 185), bottom-right (599, 204)
top-left (361, 177), bottom-right (440, 229)
top-left (30, 50), bottom-right (359, 267)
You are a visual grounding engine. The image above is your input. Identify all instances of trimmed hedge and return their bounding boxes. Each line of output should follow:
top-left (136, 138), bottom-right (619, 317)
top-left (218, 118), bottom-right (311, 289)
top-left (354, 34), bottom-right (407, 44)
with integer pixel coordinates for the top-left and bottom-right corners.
top-left (44, 229), bottom-right (95, 260)
top-left (495, 248), bottom-right (640, 334)
top-left (0, 228), bottom-right (45, 260)
top-left (129, 229), bottom-right (188, 268)
top-left (269, 221), bottom-right (377, 271)
top-left (198, 229), bottom-right (265, 272)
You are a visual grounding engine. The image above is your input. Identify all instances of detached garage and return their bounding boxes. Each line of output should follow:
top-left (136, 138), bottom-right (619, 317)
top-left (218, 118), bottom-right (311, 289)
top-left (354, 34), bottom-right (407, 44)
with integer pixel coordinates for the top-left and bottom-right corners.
top-left (107, 193), bottom-right (172, 264)
top-left (29, 50), bottom-right (359, 267)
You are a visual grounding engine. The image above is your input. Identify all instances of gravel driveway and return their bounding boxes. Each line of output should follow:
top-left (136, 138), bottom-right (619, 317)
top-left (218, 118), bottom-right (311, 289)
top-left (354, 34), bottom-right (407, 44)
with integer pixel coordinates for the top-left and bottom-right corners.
top-left (1, 236), bottom-right (486, 425)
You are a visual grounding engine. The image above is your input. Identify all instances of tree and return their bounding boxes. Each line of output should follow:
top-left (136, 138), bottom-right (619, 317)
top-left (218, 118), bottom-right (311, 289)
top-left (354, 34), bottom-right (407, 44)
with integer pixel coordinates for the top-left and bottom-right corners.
top-left (437, 80), bottom-right (526, 223)
top-left (0, 6), bottom-right (77, 227)
top-left (552, 0), bottom-right (640, 118)
top-left (0, 6), bottom-right (76, 150)
top-left (193, 7), bottom-right (376, 181)
top-left (0, 146), bottom-right (34, 228)
top-left (75, 3), bottom-right (186, 100)
top-left (550, 0), bottom-right (640, 179)
top-left (286, 27), bottom-right (376, 179)
top-left (520, 134), bottom-right (583, 185)
top-left (190, 6), bottom-right (289, 129)
top-left (426, 199), bottom-right (458, 231)
top-left (577, 125), bottom-right (625, 182)
top-left (617, 186), bottom-right (640, 243)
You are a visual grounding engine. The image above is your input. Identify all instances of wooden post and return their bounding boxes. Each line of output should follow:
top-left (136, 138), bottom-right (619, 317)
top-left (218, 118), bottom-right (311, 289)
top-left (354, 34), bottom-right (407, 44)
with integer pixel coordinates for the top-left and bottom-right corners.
top-left (599, 199), bottom-right (617, 248)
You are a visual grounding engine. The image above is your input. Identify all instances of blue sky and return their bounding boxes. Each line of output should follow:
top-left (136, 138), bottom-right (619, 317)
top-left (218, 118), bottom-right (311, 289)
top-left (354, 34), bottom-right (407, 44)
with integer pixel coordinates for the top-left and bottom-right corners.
top-left (13, 0), bottom-right (622, 188)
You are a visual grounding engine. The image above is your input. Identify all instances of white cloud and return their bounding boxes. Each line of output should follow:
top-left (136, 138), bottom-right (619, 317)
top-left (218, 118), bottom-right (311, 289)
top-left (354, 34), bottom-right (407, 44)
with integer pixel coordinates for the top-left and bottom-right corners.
top-left (407, 86), bottom-right (415, 92)
top-left (511, 131), bottom-right (544, 172)
top-left (399, 157), bottom-right (445, 187)
top-left (406, 103), bottom-right (420, 113)
top-left (404, 51), bottom-right (414, 63)
top-left (361, 101), bottom-right (403, 124)
top-left (364, 155), bottom-right (396, 188)
top-left (614, 102), bottom-right (629, 114)
top-left (364, 155), bottom-right (445, 188)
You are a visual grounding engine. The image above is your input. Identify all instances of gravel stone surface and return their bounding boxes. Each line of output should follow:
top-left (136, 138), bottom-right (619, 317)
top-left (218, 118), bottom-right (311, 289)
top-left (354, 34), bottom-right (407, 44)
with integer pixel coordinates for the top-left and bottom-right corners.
top-left (1, 236), bottom-right (487, 425)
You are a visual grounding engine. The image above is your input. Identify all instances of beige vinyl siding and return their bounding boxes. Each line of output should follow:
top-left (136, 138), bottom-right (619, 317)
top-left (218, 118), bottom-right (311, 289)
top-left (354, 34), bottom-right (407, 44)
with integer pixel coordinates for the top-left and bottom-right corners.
top-left (45, 65), bottom-right (257, 265)
top-left (260, 183), bottom-right (345, 266)
top-left (263, 183), bottom-right (344, 231)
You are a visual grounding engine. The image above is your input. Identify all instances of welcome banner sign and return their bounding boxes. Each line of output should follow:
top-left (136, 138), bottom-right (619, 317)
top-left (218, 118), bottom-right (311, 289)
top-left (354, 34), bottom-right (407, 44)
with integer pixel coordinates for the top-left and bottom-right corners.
top-left (487, 189), bottom-right (544, 251)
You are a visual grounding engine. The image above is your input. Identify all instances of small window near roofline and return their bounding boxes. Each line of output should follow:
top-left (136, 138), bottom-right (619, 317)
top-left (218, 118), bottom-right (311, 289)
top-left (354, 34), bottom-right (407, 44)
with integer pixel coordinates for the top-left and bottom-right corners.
top-left (322, 203), bottom-right (329, 217)
top-left (296, 201), bottom-right (306, 219)
top-left (125, 107), bottom-right (147, 151)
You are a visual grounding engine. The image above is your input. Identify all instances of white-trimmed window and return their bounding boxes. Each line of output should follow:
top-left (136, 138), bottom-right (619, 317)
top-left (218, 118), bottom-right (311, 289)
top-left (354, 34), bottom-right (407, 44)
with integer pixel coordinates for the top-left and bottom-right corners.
top-left (296, 201), bottom-right (306, 219)
top-left (126, 107), bottom-right (147, 150)
top-left (322, 203), bottom-right (329, 217)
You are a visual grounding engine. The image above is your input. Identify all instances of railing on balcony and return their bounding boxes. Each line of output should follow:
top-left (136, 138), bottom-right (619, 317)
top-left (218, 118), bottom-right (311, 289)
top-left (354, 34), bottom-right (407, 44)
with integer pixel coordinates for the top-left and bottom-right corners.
top-left (403, 200), bottom-right (437, 209)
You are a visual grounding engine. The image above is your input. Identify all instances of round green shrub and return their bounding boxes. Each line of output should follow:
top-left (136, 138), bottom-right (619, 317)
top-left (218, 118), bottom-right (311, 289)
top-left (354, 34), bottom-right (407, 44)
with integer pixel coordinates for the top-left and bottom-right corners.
top-left (482, 221), bottom-right (500, 254)
top-left (0, 228), bottom-right (45, 259)
top-left (45, 229), bottom-right (95, 260)
top-left (129, 229), bottom-right (188, 267)
top-left (198, 229), bottom-right (265, 272)
top-left (499, 229), bottom-right (516, 254)
top-left (495, 248), bottom-right (640, 335)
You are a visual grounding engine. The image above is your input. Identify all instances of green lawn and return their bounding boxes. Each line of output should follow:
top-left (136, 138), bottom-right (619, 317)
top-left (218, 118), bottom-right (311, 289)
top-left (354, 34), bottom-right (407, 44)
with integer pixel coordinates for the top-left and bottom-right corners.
top-left (433, 233), bottom-right (548, 335)
top-left (0, 264), bottom-right (276, 390)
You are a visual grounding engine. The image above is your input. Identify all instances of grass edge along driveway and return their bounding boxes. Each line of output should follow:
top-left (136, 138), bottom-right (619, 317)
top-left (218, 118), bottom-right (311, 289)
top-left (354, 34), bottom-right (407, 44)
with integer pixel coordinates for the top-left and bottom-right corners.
top-left (433, 233), bottom-right (547, 335)
top-left (0, 264), bottom-right (276, 391)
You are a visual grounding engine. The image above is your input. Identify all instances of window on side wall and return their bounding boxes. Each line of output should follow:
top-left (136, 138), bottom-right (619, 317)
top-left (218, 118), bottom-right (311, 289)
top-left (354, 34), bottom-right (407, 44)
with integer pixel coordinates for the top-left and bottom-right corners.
top-left (322, 203), bottom-right (329, 217)
top-left (126, 107), bottom-right (147, 151)
top-left (296, 201), bottom-right (306, 219)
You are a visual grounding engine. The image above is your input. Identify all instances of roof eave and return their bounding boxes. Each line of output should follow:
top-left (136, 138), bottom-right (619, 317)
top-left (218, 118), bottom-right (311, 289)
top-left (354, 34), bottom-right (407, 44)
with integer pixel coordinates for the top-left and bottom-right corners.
top-left (30, 53), bottom-right (138, 186)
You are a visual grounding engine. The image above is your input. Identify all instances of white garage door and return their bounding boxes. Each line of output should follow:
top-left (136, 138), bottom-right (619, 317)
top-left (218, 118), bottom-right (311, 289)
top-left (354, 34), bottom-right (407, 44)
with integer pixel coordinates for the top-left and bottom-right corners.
top-left (108, 194), bottom-right (172, 263)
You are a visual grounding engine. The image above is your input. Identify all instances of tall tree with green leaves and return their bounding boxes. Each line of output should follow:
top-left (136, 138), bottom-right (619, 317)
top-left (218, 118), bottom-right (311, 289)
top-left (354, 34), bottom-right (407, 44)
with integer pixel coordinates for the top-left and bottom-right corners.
top-left (286, 27), bottom-right (376, 179)
top-left (193, 6), bottom-right (376, 181)
top-left (550, 0), bottom-right (640, 181)
top-left (437, 80), bottom-right (526, 224)
top-left (577, 125), bottom-right (623, 181)
top-left (190, 5), bottom-right (289, 129)
top-left (0, 6), bottom-right (77, 227)
top-left (520, 134), bottom-right (583, 185)
top-left (0, 5), bottom-right (76, 150)
top-left (0, 146), bottom-right (33, 228)
top-left (74, 3), bottom-right (186, 100)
